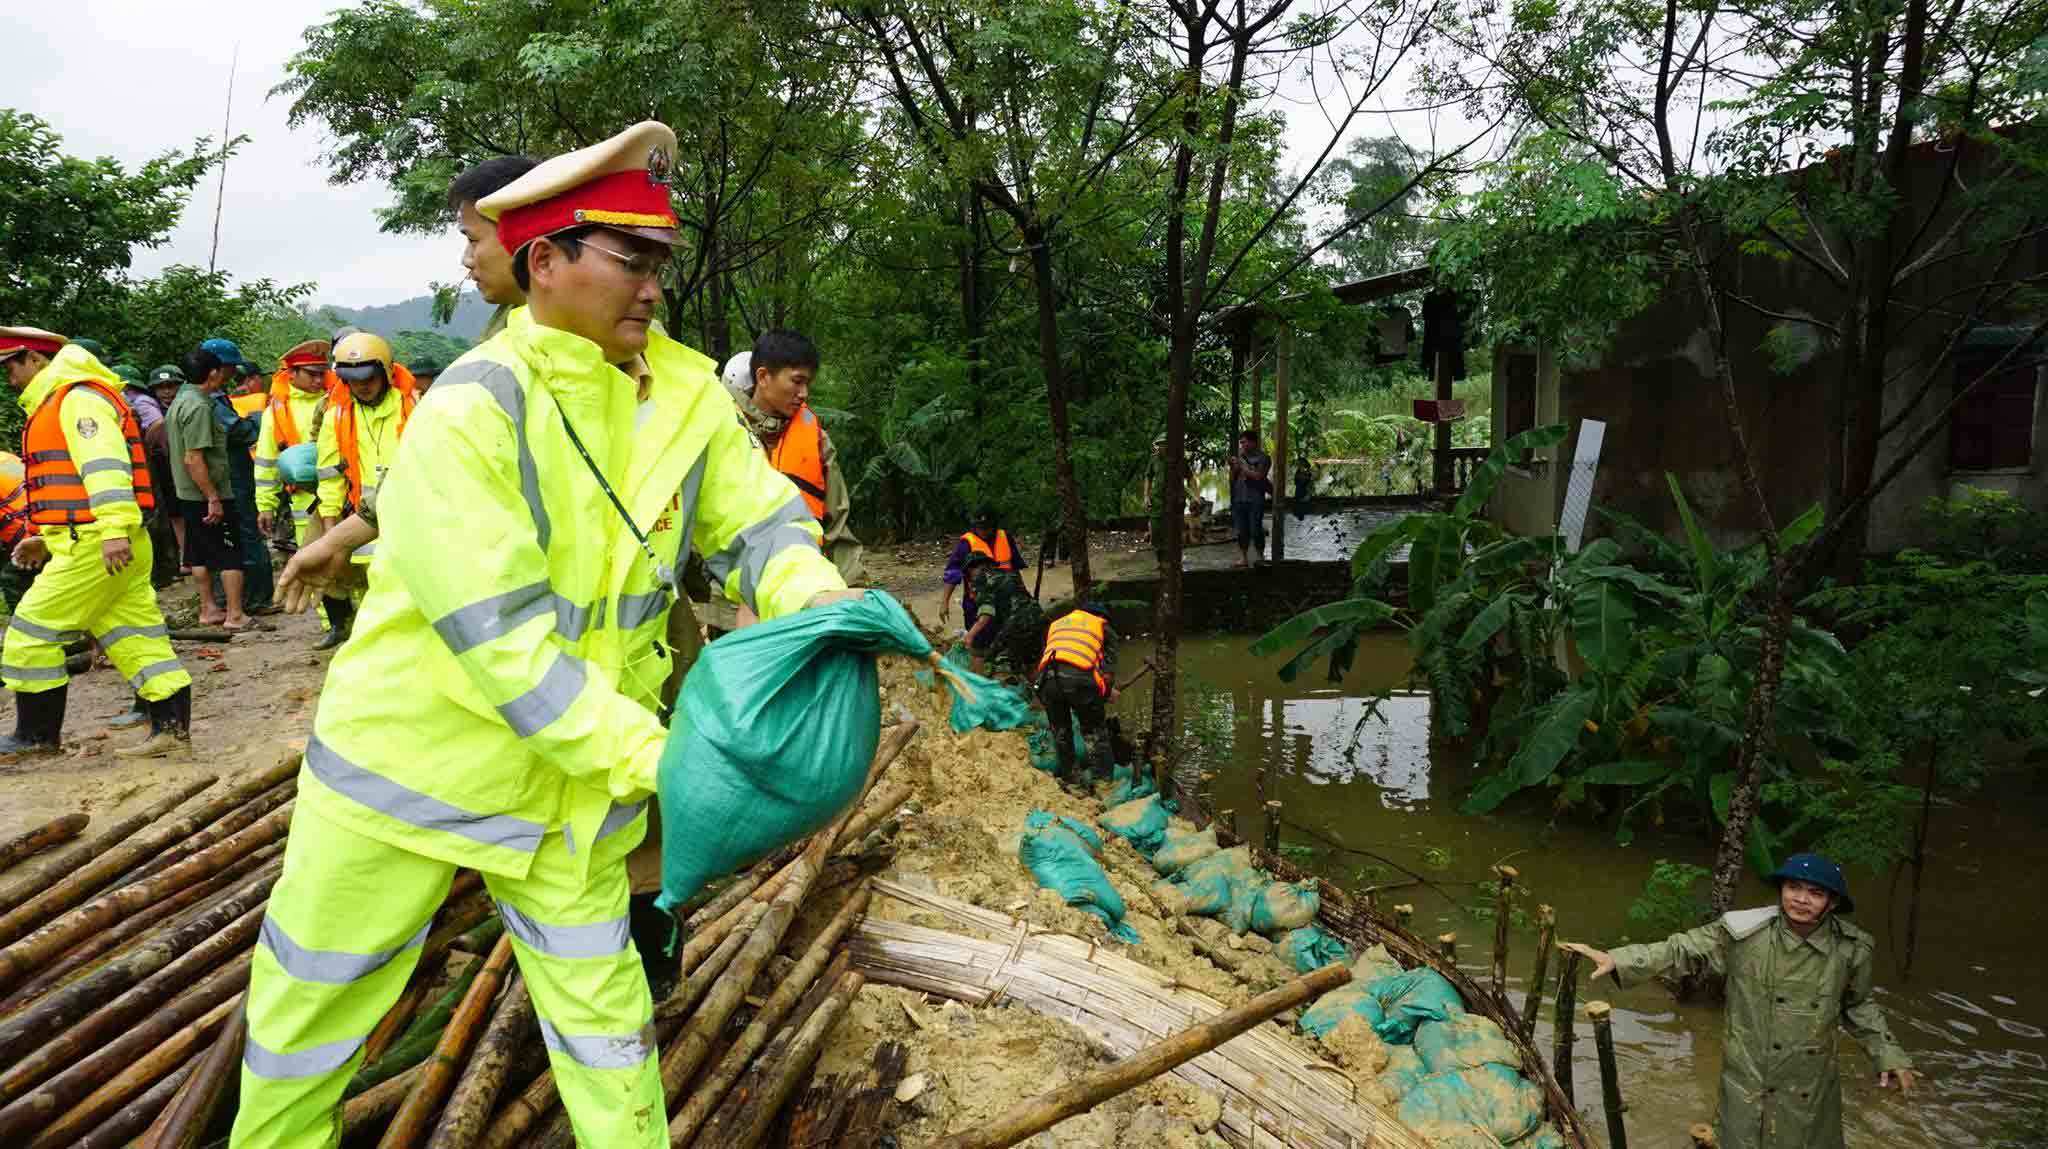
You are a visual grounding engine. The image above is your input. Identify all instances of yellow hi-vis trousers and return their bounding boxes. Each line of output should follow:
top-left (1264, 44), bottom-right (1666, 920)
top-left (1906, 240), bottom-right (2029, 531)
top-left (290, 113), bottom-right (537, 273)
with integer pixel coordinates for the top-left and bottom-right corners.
top-left (1, 527), bottom-right (190, 700)
top-left (230, 801), bottom-right (665, 1149)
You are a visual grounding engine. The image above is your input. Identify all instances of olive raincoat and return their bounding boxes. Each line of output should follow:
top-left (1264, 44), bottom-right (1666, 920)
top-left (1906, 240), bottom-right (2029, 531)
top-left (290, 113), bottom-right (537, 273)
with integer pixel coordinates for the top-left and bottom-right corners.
top-left (1610, 906), bottom-right (1914, 1149)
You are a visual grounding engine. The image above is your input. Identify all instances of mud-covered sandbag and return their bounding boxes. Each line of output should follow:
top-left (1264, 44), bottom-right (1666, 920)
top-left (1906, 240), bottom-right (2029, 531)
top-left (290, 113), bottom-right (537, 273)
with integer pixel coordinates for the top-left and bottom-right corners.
top-left (1099, 794), bottom-right (1170, 856)
top-left (1353, 942), bottom-right (1403, 984)
top-left (1249, 879), bottom-right (1321, 937)
top-left (657, 591), bottom-right (933, 913)
top-left (1416, 1014), bottom-right (1520, 1074)
top-left (1102, 760), bottom-right (1154, 804)
top-left (1408, 1121), bottom-right (1507, 1149)
top-left (1366, 967), bottom-right (1466, 1044)
top-left (1381, 1043), bottom-right (1429, 1099)
top-left (951, 674), bottom-right (1036, 732)
top-left (1514, 1123), bottom-right (1566, 1149)
top-left (1396, 1063), bottom-right (1544, 1145)
top-left (1019, 811), bottom-right (1139, 943)
top-left (1298, 982), bottom-right (1387, 1039)
top-left (1025, 706), bottom-right (1087, 773)
top-left (1163, 846), bottom-right (1262, 926)
top-left (1153, 826), bottom-right (1220, 875)
top-left (1279, 925), bottom-right (1351, 973)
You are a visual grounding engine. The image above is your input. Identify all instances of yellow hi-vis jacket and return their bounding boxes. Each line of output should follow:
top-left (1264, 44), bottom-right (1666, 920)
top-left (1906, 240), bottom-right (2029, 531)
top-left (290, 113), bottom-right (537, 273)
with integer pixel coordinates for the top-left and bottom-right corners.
top-left (301, 307), bottom-right (844, 882)
top-left (315, 387), bottom-right (409, 520)
top-left (18, 347), bottom-right (146, 540)
top-left (253, 384), bottom-right (326, 519)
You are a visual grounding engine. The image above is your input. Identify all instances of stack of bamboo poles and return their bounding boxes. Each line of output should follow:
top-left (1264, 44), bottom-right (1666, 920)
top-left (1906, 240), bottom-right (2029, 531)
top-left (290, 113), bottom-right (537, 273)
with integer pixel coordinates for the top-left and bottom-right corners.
top-left (0, 718), bottom-right (923, 1149)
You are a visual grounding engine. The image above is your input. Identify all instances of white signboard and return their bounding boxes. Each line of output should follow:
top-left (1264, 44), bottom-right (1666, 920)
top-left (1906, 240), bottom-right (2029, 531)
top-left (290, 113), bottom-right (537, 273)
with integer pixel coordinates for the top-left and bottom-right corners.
top-left (1558, 419), bottom-right (1606, 553)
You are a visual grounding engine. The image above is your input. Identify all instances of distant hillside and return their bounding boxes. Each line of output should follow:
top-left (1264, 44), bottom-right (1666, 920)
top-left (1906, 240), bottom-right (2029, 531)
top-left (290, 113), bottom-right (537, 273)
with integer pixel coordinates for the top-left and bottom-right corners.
top-left (316, 292), bottom-right (496, 343)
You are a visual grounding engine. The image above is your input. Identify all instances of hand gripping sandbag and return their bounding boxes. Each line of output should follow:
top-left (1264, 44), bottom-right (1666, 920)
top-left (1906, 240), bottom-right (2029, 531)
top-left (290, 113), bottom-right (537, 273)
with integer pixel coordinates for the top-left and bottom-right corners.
top-left (656, 591), bottom-right (939, 913)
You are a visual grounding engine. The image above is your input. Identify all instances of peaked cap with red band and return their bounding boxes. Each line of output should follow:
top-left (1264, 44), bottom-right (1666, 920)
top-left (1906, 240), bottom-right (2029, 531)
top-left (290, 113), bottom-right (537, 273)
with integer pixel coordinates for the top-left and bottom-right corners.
top-left (280, 339), bottom-right (331, 370)
top-left (479, 121), bottom-right (680, 253)
top-left (0, 326), bottom-right (67, 362)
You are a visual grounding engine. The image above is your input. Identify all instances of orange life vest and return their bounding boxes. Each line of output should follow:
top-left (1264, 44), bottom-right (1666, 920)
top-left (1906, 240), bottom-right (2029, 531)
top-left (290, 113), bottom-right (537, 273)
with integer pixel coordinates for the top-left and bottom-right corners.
top-left (1037, 609), bottom-right (1108, 695)
top-left (963, 528), bottom-right (1019, 572)
top-left (768, 406), bottom-right (827, 520)
top-left (22, 380), bottom-right (154, 527)
top-left (330, 384), bottom-right (418, 509)
top-left (0, 471), bottom-right (29, 548)
top-left (266, 370), bottom-right (335, 448)
top-left (231, 391), bottom-right (268, 418)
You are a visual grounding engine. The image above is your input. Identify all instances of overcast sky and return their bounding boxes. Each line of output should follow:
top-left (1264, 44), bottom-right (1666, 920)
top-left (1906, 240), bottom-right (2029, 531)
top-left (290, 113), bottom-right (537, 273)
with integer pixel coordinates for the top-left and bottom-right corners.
top-left (3, 0), bottom-right (450, 309)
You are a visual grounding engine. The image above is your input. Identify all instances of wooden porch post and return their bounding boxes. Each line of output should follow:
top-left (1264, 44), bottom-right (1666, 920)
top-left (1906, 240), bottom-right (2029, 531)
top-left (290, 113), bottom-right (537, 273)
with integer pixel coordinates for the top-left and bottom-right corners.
top-left (1272, 326), bottom-right (1292, 562)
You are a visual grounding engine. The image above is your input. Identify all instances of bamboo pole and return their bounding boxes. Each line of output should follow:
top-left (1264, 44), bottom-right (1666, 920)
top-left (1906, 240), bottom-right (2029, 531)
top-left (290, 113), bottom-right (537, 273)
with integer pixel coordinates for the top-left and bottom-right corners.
top-left (425, 975), bottom-right (533, 1149)
top-left (362, 884), bottom-right (495, 1066)
top-left (138, 1000), bottom-right (246, 1149)
top-left (656, 902), bottom-right (768, 1024)
top-left (687, 969), bottom-right (865, 1149)
top-left (1262, 801), bottom-right (1282, 853)
top-left (478, 1011), bottom-right (686, 1149)
top-left (0, 865), bottom-right (272, 1072)
top-left (1587, 1001), bottom-right (1627, 1149)
top-left (375, 932), bottom-right (517, 1149)
top-left (0, 958), bottom-right (245, 1138)
top-left (1438, 932), bottom-right (1458, 964)
top-left (69, 1061), bottom-right (195, 1149)
top-left (345, 1062), bottom-right (425, 1138)
top-left (1552, 948), bottom-right (1584, 1105)
top-left (668, 884), bottom-right (872, 1143)
top-left (1490, 865), bottom-right (1516, 1000)
top-left (27, 992), bottom-right (240, 1147)
top-left (0, 777), bottom-right (215, 916)
top-left (0, 765), bottom-right (281, 946)
top-left (348, 932), bottom-right (497, 1099)
top-left (1393, 903), bottom-right (1414, 928)
top-left (926, 963), bottom-right (1353, 1149)
top-left (0, 814), bottom-right (88, 877)
top-left (0, 838), bottom-right (283, 1013)
top-left (1522, 905), bottom-right (1555, 1042)
top-left (107, 774), bottom-right (295, 891)
top-left (365, 955), bottom-right (445, 1068)
top-left (0, 802), bottom-right (293, 992)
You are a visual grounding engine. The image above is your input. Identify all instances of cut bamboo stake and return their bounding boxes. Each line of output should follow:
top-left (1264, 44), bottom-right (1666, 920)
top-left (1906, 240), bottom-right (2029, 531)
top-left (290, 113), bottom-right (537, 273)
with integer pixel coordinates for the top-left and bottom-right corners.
top-left (138, 1000), bottom-right (245, 1149)
top-left (0, 777), bottom-right (215, 916)
top-left (657, 901), bottom-right (769, 1025)
top-left (0, 814), bottom-right (88, 876)
top-left (107, 774), bottom-right (295, 891)
top-left (668, 885), bottom-right (872, 1143)
top-left (425, 975), bottom-right (533, 1149)
top-left (1262, 801), bottom-right (1282, 852)
top-left (344, 1062), bottom-right (425, 1137)
top-left (0, 866), bottom-right (272, 1074)
top-left (0, 801), bottom-right (293, 992)
top-left (1552, 948), bottom-right (1585, 1105)
top-left (69, 1061), bottom-right (195, 1149)
top-left (1522, 905), bottom-right (1555, 1042)
top-left (926, 963), bottom-right (1353, 1149)
top-left (1393, 903), bottom-right (1414, 928)
top-left (688, 969), bottom-right (865, 1149)
top-left (0, 959), bottom-right (245, 1138)
top-left (365, 954), bottom-right (445, 1068)
top-left (1689, 1122), bottom-right (1718, 1147)
top-left (0, 765), bottom-right (281, 946)
top-left (27, 992), bottom-right (240, 1147)
top-left (363, 885), bottom-right (496, 1066)
top-left (1438, 932), bottom-right (1458, 964)
top-left (1587, 1001), bottom-right (1627, 1149)
top-left (1490, 865), bottom-right (1516, 999)
top-left (375, 932), bottom-right (517, 1149)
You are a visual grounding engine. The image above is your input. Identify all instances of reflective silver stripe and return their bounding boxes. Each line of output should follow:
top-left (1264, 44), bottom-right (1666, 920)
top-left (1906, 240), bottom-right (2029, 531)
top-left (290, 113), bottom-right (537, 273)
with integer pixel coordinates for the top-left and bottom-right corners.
top-left (24, 450), bottom-right (67, 463)
top-left (253, 456), bottom-right (279, 470)
top-left (355, 542), bottom-right (377, 558)
top-left (432, 580), bottom-right (555, 654)
top-left (304, 734), bottom-right (546, 853)
top-left (96, 623), bottom-right (169, 645)
top-left (707, 496), bottom-right (819, 610)
top-left (436, 360), bottom-right (550, 549)
top-left (496, 901), bottom-right (631, 959)
top-left (243, 1033), bottom-right (364, 1080)
top-left (79, 457), bottom-right (132, 478)
top-left (33, 497), bottom-right (91, 511)
top-left (293, 509), bottom-right (313, 522)
top-left (255, 477), bottom-right (281, 490)
top-left (260, 915), bottom-right (429, 984)
top-left (537, 1018), bottom-right (655, 1070)
top-left (127, 659), bottom-right (184, 691)
top-left (8, 617), bottom-right (84, 643)
top-left (1, 663), bottom-right (69, 681)
top-left (496, 653), bottom-right (586, 737)
top-left (556, 596), bottom-right (598, 641)
top-left (674, 455), bottom-right (708, 570)
top-left (597, 799), bottom-right (646, 841)
top-left (88, 489), bottom-right (136, 508)
top-left (316, 465), bottom-right (345, 479)
top-left (616, 588), bottom-right (671, 631)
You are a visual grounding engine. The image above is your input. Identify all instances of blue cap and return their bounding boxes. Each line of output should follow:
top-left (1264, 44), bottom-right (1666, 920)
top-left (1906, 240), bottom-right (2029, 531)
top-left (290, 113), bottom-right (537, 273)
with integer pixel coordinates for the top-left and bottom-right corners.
top-left (199, 337), bottom-right (247, 367)
top-left (1768, 853), bottom-right (1852, 914)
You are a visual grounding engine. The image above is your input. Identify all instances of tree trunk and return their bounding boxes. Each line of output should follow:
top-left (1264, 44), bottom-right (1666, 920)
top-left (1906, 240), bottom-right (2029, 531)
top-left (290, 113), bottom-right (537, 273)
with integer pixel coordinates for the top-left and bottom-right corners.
top-left (1708, 591), bottom-right (1793, 912)
top-left (705, 232), bottom-right (731, 365)
top-left (1024, 219), bottom-right (1092, 595)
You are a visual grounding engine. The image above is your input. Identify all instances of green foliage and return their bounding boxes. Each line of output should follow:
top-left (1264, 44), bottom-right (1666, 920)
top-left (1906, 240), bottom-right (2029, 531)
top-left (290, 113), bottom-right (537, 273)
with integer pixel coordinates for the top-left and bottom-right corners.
top-left (1624, 861), bottom-right (1712, 942)
top-left (389, 329), bottom-right (471, 370)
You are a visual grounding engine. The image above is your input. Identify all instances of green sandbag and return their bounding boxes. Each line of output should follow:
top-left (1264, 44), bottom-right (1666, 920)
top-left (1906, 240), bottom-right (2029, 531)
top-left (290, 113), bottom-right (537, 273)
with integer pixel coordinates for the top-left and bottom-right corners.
top-left (1249, 879), bottom-right (1321, 937)
top-left (1516, 1123), bottom-right (1568, 1149)
top-left (1365, 966), bottom-right (1466, 1044)
top-left (1152, 826), bottom-right (1220, 875)
top-left (1396, 1062), bottom-right (1544, 1145)
top-left (657, 591), bottom-right (934, 913)
top-left (1162, 846), bottom-right (1262, 926)
top-left (1416, 1014), bottom-right (1521, 1073)
top-left (1299, 982), bottom-right (1386, 1039)
top-left (1098, 794), bottom-right (1170, 856)
top-left (1025, 708), bottom-right (1088, 774)
top-left (916, 643), bottom-right (1035, 732)
top-left (1019, 810), bottom-right (1140, 943)
top-left (1380, 1043), bottom-right (1428, 1098)
top-left (1102, 760), bottom-right (1154, 804)
top-left (1278, 925), bottom-right (1351, 973)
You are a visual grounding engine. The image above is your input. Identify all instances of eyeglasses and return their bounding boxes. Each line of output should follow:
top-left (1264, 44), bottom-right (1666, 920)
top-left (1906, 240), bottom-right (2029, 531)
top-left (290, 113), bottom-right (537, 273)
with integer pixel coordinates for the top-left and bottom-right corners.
top-left (576, 237), bottom-right (674, 287)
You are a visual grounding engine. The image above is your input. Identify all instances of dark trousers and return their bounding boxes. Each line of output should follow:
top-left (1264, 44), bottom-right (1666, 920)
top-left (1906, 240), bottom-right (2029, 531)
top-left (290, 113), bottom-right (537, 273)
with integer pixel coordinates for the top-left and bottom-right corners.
top-left (227, 454), bottom-right (273, 608)
top-left (1037, 665), bottom-right (1110, 782)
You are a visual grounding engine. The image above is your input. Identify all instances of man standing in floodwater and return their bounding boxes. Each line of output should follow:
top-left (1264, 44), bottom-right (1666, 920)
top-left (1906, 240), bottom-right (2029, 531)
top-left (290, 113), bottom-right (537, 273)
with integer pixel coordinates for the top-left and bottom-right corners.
top-left (1558, 854), bottom-right (1918, 1149)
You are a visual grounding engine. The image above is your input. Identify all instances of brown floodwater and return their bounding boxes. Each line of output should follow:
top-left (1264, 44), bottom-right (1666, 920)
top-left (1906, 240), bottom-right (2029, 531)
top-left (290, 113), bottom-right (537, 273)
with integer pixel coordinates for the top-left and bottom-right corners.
top-left (1115, 632), bottom-right (2048, 1148)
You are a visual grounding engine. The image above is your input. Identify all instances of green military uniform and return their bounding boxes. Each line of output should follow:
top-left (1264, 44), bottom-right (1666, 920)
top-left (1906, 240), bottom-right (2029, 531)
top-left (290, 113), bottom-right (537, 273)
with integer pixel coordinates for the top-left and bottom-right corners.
top-left (1610, 906), bottom-right (1913, 1149)
top-left (969, 565), bottom-right (1044, 675)
top-left (1034, 606), bottom-right (1118, 785)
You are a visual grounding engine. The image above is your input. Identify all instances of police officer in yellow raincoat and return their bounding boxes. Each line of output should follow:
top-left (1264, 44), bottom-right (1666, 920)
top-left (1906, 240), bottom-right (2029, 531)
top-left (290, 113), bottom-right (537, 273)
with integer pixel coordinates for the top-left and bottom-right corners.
top-left (0, 328), bottom-right (193, 759)
top-left (230, 123), bottom-right (854, 1149)
top-left (1560, 854), bottom-right (1918, 1149)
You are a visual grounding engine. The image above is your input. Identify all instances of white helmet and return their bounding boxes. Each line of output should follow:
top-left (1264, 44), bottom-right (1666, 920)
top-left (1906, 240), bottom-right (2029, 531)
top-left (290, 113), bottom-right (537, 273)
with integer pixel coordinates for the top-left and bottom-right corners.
top-left (720, 351), bottom-right (753, 394)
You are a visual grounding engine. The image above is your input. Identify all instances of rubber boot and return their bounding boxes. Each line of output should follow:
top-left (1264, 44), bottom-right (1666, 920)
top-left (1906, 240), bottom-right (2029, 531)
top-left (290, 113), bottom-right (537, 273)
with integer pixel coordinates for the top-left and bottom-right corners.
top-left (107, 692), bottom-right (149, 729)
top-left (0, 686), bottom-right (67, 760)
top-left (314, 596), bottom-right (356, 651)
top-left (115, 686), bottom-right (192, 760)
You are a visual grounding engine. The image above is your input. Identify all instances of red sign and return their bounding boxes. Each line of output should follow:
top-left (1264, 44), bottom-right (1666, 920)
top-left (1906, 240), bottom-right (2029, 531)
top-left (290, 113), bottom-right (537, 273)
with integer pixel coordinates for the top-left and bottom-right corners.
top-left (1413, 399), bottom-right (1466, 422)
